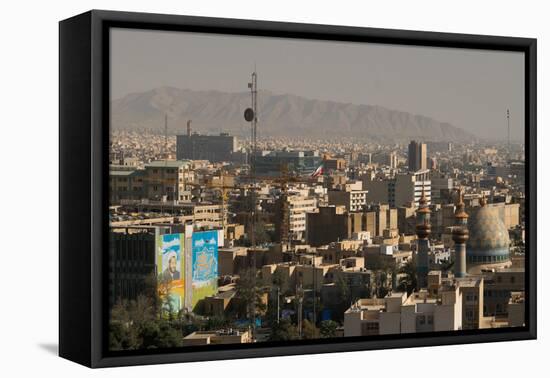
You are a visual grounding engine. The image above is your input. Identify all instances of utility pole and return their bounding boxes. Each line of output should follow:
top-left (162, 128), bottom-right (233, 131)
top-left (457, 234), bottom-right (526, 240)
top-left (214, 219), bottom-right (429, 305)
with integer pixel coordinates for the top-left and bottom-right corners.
top-left (507, 109), bottom-right (511, 158)
top-left (297, 282), bottom-right (303, 339)
top-left (312, 256), bottom-right (316, 327)
top-left (277, 286), bottom-right (280, 324)
top-left (164, 113), bottom-right (168, 160)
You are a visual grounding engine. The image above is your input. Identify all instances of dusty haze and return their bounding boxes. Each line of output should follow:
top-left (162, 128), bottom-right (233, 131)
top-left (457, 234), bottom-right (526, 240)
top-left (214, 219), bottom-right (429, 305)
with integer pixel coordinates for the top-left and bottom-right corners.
top-left (110, 28), bottom-right (525, 141)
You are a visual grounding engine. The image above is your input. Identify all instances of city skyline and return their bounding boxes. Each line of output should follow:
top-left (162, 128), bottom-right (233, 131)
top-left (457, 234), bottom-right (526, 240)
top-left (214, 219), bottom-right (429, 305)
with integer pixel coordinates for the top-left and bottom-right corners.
top-left (107, 27), bottom-right (527, 352)
top-left (111, 28), bottom-right (525, 141)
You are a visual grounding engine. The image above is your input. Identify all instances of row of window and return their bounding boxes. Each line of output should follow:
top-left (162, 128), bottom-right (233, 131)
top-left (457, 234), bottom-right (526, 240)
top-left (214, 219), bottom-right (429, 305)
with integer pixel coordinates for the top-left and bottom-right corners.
top-left (417, 314), bottom-right (434, 326)
top-left (484, 289), bottom-right (512, 298)
top-left (468, 255), bottom-right (509, 263)
top-left (465, 293), bottom-right (479, 302)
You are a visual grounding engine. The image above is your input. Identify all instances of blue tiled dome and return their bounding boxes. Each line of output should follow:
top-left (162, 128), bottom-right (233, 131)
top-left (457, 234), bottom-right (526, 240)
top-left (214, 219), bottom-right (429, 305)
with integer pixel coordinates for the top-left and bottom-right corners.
top-left (466, 205), bottom-right (510, 265)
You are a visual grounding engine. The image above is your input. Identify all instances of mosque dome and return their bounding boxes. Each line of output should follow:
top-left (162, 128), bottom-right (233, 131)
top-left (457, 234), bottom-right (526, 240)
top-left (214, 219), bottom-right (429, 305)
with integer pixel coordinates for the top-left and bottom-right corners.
top-left (466, 204), bottom-right (511, 273)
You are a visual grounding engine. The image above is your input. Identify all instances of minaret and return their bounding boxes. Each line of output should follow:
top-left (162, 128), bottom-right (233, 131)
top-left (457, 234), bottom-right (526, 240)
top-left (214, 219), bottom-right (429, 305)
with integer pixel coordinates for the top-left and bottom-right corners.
top-left (415, 185), bottom-right (431, 288)
top-left (452, 188), bottom-right (469, 278)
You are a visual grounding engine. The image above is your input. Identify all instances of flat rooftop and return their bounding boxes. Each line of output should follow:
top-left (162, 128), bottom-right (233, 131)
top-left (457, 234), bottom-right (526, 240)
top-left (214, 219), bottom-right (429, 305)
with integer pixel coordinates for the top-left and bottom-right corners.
top-left (145, 160), bottom-right (191, 168)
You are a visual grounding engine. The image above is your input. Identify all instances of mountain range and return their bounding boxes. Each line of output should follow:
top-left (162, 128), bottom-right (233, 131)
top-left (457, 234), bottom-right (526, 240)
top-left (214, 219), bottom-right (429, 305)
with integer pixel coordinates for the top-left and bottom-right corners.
top-left (111, 87), bottom-right (476, 142)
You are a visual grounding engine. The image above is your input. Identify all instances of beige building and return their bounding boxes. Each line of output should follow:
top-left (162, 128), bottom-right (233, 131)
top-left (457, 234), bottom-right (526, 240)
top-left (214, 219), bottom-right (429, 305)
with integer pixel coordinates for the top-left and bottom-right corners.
top-left (143, 160), bottom-right (193, 202)
top-left (344, 273), bottom-right (500, 336)
top-left (328, 189), bottom-right (368, 212)
top-left (109, 168), bottom-right (145, 203)
top-left (218, 247), bottom-right (248, 276)
top-left (344, 287), bottom-right (462, 337)
top-left (182, 330), bottom-right (251, 346)
top-left (483, 269), bottom-right (525, 316)
top-left (363, 170), bottom-right (431, 208)
top-left (109, 160), bottom-right (194, 204)
top-left (455, 276), bottom-right (485, 330)
top-left (224, 223), bottom-right (245, 243)
top-left (507, 291), bottom-right (525, 327)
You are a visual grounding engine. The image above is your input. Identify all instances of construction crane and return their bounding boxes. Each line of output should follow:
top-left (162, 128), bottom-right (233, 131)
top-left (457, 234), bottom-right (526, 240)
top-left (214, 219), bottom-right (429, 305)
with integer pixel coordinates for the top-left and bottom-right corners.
top-left (208, 168), bottom-right (241, 233)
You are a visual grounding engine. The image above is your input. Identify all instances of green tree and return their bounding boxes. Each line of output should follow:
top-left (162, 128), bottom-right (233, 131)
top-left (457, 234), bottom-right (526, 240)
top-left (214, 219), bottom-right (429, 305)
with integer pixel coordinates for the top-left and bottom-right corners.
top-left (333, 274), bottom-right (353, 322)
top-left (269, 319), bottom-right (299, 341)
top-left (397, 260), bottom-right (417, 295)
top-left (302, 319), bottom-right (319, 339)
top-left (205, 315), bottom-right (230, 331)
top-left (319, 320), bottom-right (339, 338)
top-left (272, 269), bottom-right (288, 292)
top-left (236, 268), bottom-right (267, 323)
top-left (109, 321), bottom-right (135, 351)
top-left (139, 319), bottom-right (183, 349)
top-left (109, 294), bottom-right (157, 350)
top-left (244, 220), bottom-right (271, 246)
top-left (139, 320), bottom-right (161, 349)
top-left (155, 321), bottom-right (184, 348)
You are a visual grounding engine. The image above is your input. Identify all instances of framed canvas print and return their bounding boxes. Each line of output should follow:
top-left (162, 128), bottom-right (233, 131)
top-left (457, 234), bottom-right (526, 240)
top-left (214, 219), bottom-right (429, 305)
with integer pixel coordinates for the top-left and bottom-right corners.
top-left (59, 10), bottom-right (536, 368)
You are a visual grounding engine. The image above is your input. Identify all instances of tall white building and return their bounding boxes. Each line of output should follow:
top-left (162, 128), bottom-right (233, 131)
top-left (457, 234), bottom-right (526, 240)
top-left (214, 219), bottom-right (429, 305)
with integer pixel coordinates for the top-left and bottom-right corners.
top-left (287, 194), bottom-right (317, 241)
top-left (328, 180), bottom-right (368, 212)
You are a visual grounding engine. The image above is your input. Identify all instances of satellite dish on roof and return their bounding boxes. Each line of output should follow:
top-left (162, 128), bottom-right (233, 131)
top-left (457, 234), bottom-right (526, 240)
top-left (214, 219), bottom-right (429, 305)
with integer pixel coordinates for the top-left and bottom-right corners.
top-left (244, 108), bottom-right (254, 122)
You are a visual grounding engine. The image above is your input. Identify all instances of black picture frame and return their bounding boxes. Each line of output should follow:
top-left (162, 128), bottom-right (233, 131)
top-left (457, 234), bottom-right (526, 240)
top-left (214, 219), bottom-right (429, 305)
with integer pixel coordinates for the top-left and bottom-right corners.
top-left (59, 9), bottom-right (537, 368)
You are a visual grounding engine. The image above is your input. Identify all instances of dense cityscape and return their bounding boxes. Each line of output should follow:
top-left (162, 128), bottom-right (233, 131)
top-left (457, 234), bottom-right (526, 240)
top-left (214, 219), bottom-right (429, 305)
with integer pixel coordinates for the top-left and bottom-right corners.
top-left (108, 80), bottom-right (526, 350)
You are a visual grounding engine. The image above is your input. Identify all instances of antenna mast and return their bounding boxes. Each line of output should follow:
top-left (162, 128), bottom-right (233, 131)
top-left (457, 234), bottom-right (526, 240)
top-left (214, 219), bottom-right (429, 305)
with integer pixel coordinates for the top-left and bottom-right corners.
top-left (244, 68), bottom-right (259, 339)
top-left (506, 109), bottom-right (510, 157)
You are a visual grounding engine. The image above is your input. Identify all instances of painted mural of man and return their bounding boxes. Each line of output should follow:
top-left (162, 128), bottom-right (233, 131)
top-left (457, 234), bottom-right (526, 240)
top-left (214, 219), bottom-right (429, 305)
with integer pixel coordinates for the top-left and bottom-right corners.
top-left (162, 251), bottom-right (180, 283)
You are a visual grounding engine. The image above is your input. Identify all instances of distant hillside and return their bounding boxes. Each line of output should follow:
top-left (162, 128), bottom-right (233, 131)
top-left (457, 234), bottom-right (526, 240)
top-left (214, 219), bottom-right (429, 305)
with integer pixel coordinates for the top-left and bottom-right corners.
top-left (111, 87), bottom-right (476, 142)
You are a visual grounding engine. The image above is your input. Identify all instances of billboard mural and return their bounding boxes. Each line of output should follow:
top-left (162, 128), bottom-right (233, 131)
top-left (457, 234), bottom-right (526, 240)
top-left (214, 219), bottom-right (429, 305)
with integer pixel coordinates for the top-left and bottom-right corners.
top-left (191, 230), bottom-right (218, 308)
top-left (156, 233), bottom-right (185, 314)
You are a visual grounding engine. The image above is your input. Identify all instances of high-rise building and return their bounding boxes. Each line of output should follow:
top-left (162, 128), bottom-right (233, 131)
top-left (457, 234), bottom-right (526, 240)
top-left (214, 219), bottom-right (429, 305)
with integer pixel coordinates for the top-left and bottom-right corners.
top-left (388, 151), bottom-right (398, 169)
top-left (371, 151), bottom-right (398, 168)
top-left (176, 133), bottom-right (238, 162)
top-left (274, 194), bottom-right (317, 242)
top-left (408, 140), bottom-right (428, 172)
top-left (109, 230), bottom-right (156, 308)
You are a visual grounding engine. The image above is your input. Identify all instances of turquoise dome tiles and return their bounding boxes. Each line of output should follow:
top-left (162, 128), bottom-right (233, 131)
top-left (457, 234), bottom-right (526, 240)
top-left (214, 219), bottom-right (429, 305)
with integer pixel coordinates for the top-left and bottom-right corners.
top-left (467, 206), bottom-right (510, 261)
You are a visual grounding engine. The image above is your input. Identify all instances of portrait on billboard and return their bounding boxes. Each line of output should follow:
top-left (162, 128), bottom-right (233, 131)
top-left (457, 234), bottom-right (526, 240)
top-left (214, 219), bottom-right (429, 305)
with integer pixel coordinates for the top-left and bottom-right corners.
top-left (156, 233), bottom-right (185, 315)
top-left (160, 234), bottom-right (182, 284)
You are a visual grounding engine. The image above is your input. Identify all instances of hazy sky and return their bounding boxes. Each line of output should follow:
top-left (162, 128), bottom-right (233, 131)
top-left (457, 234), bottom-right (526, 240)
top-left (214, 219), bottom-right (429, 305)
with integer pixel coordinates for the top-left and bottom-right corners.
top-left (111, 28), bottom-right (525, 141)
